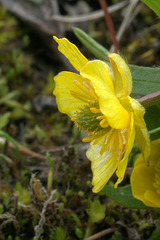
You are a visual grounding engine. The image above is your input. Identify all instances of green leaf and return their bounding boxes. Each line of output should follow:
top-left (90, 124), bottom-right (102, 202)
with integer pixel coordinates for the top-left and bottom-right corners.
top-left (0, 130), bottom-right (18, 150)
top-left (145, 105), bottom-right (160, 141)
top-left (73, 27), bottom-right (109, 62)
top-left (142, 0), bottom-right (160, 16)
top-left (0, 153), bottom-right (11, 162)
top-left (73, 28), bottom-right (160, 96)
top-left (0, 112), bottom-right (11, 129)
top-left (35, 125), bottom-right (47, 142)
top-left (130, 65), bottom-right (160, 96)
top-left (102, 184), bottom-right (148, 209)
top-left (87, 199), bottom-right (106, 223)
top-left (14, 182), bottom-right (30, 204)
top-left (55, 227), bottom-right (66, 240)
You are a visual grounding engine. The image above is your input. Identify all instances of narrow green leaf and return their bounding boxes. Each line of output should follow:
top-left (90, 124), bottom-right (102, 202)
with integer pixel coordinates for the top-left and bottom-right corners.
top-left (142, 0), bottom-right (160, 16)
top-left (0, 153), bottom-right (11, 162)
top-left (73, 28), bottom-right (160, 96)
top-left (0, 130), bottom-right (18, 150)
top-left (102, 184), bottom-right (148, 209)
top-left (73, 27), bottom-right (109, 62)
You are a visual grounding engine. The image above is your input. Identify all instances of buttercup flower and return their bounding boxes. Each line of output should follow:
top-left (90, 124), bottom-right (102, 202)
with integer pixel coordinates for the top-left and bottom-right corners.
top-left (131, 139), bottom-right (160, 208)
top-left (53, 36), bottom-right (150, 193)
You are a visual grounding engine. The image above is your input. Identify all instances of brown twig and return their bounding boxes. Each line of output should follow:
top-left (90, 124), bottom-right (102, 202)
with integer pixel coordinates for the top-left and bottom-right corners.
top-left (99, 0), bottom-right (120, 52)
top-left (85, 227), bottom-right (116, 240)
top-left (138, 90), bottom-right (160, 108)
top-left (0, 137), bottom-right (47, 161)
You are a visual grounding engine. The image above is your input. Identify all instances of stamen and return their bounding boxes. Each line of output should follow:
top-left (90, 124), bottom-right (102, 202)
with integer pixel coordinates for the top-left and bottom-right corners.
top-left (100, 119), bottom-right (109, 128)
top-left (73, 80), bottom-right (98, 101)
top-left (107, 134), bottom-right (115, 153)
top-left (74, 80), bottom-right (91, 96)
top-left (117, 131), bottom-right (123, 150)
top-left (83, 81), bottom-right (99, 100)
top-left (105, 129), bottom-right (114, 145)
top-left (117, 149), bottom-right (123, 160)
top-left (93, 137), bottom-right (101, 145)
top-left (100, 129), bottom-right (114, 155)
top-left (82, 136), bottom-right (95, 142)
top-left (97, 115), bottom-right (105, 120)
top-left (70, 89), bottom-right (93, 103)
top-left (121, 128), bottom-right (128, 134)
top-left (83, 81), bottom-right (90, 89)
top-left (90, 108), bottom-right (101, 113)
top-left (122, 134), bottom-right (126, 145)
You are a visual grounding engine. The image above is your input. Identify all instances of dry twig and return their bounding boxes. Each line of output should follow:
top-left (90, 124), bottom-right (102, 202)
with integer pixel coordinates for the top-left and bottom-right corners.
top-left (47, 1), bottom-right (127, 23)
top-left (85, 227), bottom-right (116, 240)
top-left (0, 137), bottom-right (47, 161)
top-left (138, 90), bottom-right (160, 107)
top-left (110, 0), bottom-right (139, 52)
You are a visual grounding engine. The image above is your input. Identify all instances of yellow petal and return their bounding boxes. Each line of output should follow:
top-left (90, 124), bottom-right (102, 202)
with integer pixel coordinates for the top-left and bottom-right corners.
top-left (81, 60), bottom-right (115, 93)
top-left (86, 135), bottom-right (119, 193)
top-left (108, 53), bottom-right (132, 98)
top-left (134, 153), bottom-right (144, 167)
top-left (135, 126), bottom-right (151, 164)
top-left (53, 36), bottom-right (88, 71)
top-left (134, 139), bottom-right (160, 167)
top-left (80, 60), bottom-right (130, 129)
top-left (53, 71), bottom-right (87, 118)
top-left (150, 139), bottom-right (160, 165)
top-left (131, 98), bottom-right (146, 128)
top-left (115, 113), bottom-right (135, 187)
top-left (131, 163), bottom-right (156, 207)
top-left (144, 190), bottom-right (160, 207)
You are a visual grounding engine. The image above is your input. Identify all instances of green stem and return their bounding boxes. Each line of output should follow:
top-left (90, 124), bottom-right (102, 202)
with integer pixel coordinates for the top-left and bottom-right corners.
top-left (149, 127), bottom-right (160, 135)
top-left (137, 90), bottom-right (160, 108)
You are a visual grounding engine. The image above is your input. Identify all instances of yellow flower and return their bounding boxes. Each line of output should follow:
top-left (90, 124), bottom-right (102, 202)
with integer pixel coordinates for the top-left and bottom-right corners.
top-left (53, 36), bottom-right (150, 193)
top-left (131, 139), bottom-right (160, 207)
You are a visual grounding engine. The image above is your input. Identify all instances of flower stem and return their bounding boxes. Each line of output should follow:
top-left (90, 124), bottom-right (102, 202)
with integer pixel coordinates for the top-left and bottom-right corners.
top-left (137, 90), bottom-right (160, 108)
top-left (99, 0), bottom-right (120, 52)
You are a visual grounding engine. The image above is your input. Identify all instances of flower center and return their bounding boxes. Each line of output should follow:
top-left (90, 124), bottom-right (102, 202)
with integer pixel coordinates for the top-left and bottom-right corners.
top-left (70, 78), bottom-right (109, 135)
top-left (153, 158), bottom-right (160, 194)
top-left (74, 102), bottom-right (109, 134)
top-left (70, 78), bottom-right (128, 158)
